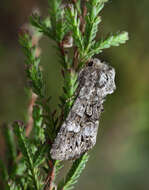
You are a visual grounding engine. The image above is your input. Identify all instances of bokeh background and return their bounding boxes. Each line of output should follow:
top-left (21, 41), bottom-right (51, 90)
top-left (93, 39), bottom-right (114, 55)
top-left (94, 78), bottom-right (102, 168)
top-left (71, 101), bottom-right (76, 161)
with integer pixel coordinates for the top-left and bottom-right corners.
top-left (0, 0), bottom-right (149, 189)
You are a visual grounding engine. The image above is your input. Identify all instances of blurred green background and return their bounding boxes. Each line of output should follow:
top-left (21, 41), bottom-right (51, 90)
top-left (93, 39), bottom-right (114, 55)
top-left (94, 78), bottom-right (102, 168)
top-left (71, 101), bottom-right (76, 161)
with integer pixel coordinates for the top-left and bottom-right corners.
top-left (0, 0), bottom-right (149, 189)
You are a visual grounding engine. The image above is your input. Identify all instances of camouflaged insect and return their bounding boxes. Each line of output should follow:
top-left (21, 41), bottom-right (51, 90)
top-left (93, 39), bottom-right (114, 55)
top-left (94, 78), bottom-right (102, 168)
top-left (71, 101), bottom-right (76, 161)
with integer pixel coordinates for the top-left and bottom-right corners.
top-left (50, 58), bottom-right (116, 160)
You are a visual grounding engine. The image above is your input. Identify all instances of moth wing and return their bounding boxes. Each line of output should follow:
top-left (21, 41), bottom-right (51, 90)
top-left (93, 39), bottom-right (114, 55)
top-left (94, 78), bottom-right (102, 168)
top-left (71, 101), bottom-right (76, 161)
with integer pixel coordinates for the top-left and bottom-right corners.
top-left (50, 68), bottom-right (99, 160)
top-left (50, 117), bottom-right (99, 160)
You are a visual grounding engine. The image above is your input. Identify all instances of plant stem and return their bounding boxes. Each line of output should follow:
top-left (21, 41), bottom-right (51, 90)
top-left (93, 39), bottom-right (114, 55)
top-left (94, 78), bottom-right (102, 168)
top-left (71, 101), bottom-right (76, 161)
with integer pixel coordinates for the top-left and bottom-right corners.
top-left (80, 0), bottom-right (87, 34)
top-left (44, 160), bottom-right (55, 190)
top-left (26, 92), bottom-right (37, 136)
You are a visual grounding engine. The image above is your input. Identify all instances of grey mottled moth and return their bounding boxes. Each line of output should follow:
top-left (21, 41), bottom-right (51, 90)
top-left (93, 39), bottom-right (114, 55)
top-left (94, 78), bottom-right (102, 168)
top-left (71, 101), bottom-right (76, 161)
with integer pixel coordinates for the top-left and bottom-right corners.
top-left (50, 58), bottom-right (116, 160)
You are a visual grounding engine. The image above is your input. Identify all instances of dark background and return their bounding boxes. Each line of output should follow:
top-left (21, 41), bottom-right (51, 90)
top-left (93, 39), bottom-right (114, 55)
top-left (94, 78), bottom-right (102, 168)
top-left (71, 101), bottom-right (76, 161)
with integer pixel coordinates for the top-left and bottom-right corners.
top-left (0, 0), bottom-right (149, 190)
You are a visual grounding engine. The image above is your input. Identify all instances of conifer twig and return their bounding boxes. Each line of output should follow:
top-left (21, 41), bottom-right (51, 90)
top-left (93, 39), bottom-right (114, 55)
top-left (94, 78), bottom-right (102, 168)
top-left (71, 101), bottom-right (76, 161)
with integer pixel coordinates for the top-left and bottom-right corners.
top-left (1, 1), bottom-right (129, 190)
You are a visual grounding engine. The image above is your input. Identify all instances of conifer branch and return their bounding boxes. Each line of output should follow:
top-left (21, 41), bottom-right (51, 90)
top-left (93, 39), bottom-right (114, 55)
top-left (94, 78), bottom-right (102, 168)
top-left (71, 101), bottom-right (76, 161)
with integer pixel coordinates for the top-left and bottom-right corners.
top-left (84, 0), bottom-right (106, 51)
top-left (58, 154), bottom-right (89, 190)
top-left (82, 31), bottom-right (129, 62)
top-left (30, 14), bottom-right (53, 39)
top-left (1, 0), bottom-right (129, 190)
top-left (65, 5), bottom-right (84, 52)
top-left (13, 122), bottom-right (41, 190)
top-left (19, 32), bottom-right (44, 98)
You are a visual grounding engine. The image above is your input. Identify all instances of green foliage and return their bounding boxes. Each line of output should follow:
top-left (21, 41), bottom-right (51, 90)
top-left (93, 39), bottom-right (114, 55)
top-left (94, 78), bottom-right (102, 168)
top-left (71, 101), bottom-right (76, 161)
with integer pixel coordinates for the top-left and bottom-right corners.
top-left (30, 14), bottom-right (53, 39)
top-left (58, 154), bottom-right (89, 190)
top-left (59, 70), bottom-right (78, 119)
top-left (0, 0), bottom-right (128, 190)
top-left (48, 0), bottom-right (66, 42)
top-left (65, 5), bottom-right (84, 51)
top-left (82, 31), bottom-right (129, 62)
top-left (32, 105), bottom-right (44, 142)
top-left (2, 124), bottom-right (17, 165)
top-left (84, 0), bottom-right (106, 50)
top-left (53, 160), bottom-right (64, 182)
top-left (0, 159), bottom-right (9, 190)
top-left (13, 121), bottom-right (42, 190)
top-left (19, 33), bottom-right (44, 98)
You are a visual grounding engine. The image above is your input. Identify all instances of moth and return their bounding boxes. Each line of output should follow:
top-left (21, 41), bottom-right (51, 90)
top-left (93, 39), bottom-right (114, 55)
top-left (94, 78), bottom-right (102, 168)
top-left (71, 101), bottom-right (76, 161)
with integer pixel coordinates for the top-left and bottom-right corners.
top-left (50, 58), bottom-right (116, 160)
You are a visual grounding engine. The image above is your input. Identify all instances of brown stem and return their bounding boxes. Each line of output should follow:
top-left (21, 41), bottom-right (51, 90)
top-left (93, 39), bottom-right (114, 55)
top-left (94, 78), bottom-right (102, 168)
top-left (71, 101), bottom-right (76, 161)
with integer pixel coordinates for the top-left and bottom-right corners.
top-left (44, 160), bottom-right (55, 190)
top-left (72, 0), bottom-right (77, 3)
top-left (79, 0), bottom-right (87, 35)
top-left (73, 46), bottom-right (78, 70)
top-left (25, 92), bottom-right (37, 136)
top-left (59, 42), bottom-right (65, 57)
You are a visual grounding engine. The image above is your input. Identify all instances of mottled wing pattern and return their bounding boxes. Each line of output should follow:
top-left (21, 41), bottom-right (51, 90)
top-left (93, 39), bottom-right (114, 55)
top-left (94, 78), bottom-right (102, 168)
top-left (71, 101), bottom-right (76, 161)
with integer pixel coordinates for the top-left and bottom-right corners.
top-left (50, 59), bottom-right (116, 160)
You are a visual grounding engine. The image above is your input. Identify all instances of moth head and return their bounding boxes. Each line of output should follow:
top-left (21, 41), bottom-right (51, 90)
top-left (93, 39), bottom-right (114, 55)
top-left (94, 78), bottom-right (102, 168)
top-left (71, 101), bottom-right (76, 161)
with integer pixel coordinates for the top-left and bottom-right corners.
top-left (88, 58), bottom-right (102, 68)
